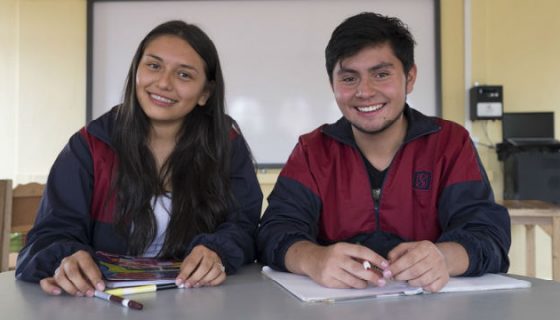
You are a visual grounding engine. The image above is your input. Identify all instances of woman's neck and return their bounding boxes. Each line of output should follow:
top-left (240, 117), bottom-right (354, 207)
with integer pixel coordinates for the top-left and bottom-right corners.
top-left (148, 121), bottom-right (180, 176)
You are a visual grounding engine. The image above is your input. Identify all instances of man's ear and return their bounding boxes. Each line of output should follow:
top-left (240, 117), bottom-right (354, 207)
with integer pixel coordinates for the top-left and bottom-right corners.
top-left (405, 64), bottom-right (417, 94)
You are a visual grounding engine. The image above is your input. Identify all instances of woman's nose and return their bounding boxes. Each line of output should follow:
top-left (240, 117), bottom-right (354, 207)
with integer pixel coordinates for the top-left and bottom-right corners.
top-left (156, 71), bottom-right (173, 90)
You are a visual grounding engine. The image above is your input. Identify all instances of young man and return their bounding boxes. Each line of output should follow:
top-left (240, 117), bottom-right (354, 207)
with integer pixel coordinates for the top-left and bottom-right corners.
top-left (257, 12), bottom-right (510, 293)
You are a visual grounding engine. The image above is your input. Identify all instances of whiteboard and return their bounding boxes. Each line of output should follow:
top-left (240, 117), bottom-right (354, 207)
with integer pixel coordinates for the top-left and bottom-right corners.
top-left (88, 0), bottom-right (440, 166)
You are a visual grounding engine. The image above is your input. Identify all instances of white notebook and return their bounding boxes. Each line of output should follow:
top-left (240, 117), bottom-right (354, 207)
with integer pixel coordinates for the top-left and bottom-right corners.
top-left (261, 266), bottom-right (531, 302)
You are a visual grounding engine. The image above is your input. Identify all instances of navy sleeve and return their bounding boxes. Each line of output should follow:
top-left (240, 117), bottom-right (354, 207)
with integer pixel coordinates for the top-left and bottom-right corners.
top-left (437, 141), bottom-right (511, 276)
top-left (257, 142), bottom-right (322, 271)
top-left (187, 134), bottom-right (262, 274)
top-left (16, 132), bottom-right (96, 282)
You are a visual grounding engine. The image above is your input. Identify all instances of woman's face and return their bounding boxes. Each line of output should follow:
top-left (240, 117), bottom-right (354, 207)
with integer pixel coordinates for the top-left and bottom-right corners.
top-left (135, 35), bottom-right (210, 129)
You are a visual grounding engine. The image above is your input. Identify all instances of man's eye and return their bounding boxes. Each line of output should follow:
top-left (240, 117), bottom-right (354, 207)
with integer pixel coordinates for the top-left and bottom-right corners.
top-left (375, 72), bottom-right (390, 79)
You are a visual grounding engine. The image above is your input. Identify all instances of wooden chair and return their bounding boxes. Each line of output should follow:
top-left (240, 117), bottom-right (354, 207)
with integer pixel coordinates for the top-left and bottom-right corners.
top-left (0, 179), bottom-right (44, 272)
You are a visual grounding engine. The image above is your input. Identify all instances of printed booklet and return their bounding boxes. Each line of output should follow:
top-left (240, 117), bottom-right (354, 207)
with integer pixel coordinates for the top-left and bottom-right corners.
top-left (96, 251), bottom-right (181, 288)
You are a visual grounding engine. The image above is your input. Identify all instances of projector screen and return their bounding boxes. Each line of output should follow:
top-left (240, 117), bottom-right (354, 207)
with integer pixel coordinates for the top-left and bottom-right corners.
top-left (87, 0), bottom-right (440, 167)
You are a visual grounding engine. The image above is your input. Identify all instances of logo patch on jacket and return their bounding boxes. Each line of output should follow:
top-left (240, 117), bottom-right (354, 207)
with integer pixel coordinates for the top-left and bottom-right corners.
top-left (413, 171), bottom-right (432, 190)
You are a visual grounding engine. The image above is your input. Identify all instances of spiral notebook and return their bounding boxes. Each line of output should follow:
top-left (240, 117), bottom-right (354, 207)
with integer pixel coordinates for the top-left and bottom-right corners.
top-left (261, 266), bottom-right (531, 302)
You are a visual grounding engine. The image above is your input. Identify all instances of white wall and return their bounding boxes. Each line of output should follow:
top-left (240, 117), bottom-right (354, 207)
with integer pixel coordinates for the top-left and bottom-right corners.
top-left (91, 0), bottom-right (439, 166)
top-left (0, 0), bottom-right (86, 184)
top-left (0, 0), bottom-right (18, 179)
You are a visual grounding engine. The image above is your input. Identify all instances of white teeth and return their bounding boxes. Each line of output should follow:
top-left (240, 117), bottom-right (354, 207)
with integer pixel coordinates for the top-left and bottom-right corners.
top-left (150, 94), bottom-right (174, 104)
top-left (357, 104), bottom-right (383, 112)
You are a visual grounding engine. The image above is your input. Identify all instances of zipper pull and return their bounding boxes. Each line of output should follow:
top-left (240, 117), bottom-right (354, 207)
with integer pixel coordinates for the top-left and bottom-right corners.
top-left (372, 188), bottom-right (381, 201)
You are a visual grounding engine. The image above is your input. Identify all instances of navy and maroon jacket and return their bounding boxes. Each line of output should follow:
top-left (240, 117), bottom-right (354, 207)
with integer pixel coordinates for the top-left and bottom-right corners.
top-left (16, 108), bottom-right (263, 282)
top-left (257, 106), bottom-right (510, 276)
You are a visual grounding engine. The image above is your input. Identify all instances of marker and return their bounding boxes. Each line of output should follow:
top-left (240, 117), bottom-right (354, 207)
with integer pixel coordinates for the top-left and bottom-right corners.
top-left (94, 290), bottom-right (143, 310)
top-left (105, 283), bottom-right (182, 296)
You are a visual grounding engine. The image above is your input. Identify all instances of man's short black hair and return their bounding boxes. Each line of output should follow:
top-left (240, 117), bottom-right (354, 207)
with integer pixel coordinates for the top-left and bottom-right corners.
top-left (325, 12), bottom-right (416, 83)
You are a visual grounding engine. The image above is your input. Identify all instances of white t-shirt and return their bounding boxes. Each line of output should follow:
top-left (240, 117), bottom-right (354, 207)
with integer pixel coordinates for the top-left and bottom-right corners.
top-left (142, 194), bottom-right (172, 257)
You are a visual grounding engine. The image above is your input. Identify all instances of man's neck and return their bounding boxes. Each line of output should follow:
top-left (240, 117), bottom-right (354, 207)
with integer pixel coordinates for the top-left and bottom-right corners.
top-left (353, 115), bottom-right (407, 171)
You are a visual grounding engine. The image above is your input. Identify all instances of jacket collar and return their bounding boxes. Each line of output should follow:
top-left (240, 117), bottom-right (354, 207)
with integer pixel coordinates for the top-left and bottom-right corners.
top-left (321, 104), bottom-right (441, 147)
top-left (86, 105), bottom-right (118, 147)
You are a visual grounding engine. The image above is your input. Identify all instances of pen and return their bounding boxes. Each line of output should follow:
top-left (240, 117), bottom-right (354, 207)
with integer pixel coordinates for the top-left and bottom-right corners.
top-left (105, 283), bottom-right (182, 296)
top-left (363, 260), bottom-right (384, 272)
top-left (94, 290), bottom-right (143, 310)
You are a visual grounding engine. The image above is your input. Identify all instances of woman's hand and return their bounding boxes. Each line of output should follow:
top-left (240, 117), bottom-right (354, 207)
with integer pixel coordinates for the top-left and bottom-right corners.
top-left (175, 245), bottom-right (226, 288)
top-left (39, 250), bottom-right (105, 296)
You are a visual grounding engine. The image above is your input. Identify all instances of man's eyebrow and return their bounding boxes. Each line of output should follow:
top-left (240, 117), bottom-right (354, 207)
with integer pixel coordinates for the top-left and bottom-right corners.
top-left (369, 62), bottom-right (394, 72)
top-left (336, 65), bottom-right (358, 75)
top-left (336, 62), bottom-right (394, 75)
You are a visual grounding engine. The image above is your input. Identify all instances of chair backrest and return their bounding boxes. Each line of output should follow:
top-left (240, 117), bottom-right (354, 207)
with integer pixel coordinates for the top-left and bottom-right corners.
top-left (0, 180), bottom-right (44, 272)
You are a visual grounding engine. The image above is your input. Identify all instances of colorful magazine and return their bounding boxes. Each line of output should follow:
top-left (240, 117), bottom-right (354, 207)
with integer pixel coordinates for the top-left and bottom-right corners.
top-left (96, 251), bottom-right (182, 288)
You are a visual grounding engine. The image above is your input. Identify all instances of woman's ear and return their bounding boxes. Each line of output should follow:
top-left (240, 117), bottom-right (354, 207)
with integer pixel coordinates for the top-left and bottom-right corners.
top-left (198, 81), bottom-right (215, 106)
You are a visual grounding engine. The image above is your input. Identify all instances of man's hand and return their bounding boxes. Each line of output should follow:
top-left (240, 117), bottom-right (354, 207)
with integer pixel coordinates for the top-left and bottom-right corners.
top-left (386, 241), bottom-right (468, 292)
top-left (285, 241), bottom-right (388, 289)
top-left (40, 250), bottom-right (105, 296)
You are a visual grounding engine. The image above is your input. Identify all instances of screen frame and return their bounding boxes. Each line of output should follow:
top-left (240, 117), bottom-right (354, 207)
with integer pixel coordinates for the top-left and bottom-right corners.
top-left (85, 0), bottom-right (442, 168)
top-left (502, 112), bottom-right (555, 140)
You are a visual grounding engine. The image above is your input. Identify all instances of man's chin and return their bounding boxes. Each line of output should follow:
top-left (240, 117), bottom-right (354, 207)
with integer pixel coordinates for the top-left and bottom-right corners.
top-left (350, 122), bottom-right (388, 135)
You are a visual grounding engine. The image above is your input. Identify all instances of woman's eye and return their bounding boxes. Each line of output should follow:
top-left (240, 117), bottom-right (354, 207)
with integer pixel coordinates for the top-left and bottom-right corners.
top-left (147, 63), bottom-right (160, 70)
top-left (178, 72), bottom-right (191, 80)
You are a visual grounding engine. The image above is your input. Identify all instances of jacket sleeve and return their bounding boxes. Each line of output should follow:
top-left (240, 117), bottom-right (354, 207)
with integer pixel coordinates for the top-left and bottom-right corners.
top-left (436, 139), bottom-right (511, 276)
top-left (187, 134), bottom-right (262, 274)
top-left (16, 131), bottom-right (96, 282)
top-left (257, 141), bottom-right (322, 271)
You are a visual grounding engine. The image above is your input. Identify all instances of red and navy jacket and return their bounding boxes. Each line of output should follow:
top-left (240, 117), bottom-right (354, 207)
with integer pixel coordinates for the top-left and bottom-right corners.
top-left (16, 108), bottom-right (263, 282)
top-left (257, 106), bottom-right (510, 276)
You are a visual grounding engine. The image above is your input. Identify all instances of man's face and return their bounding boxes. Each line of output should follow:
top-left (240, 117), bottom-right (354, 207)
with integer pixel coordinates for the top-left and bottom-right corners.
top-left (331, 43), bottom-right (416, 135)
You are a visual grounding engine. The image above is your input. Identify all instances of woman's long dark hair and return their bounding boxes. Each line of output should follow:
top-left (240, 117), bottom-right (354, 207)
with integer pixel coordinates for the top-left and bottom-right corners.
top-left (112, 20), bottom-right (232, 258)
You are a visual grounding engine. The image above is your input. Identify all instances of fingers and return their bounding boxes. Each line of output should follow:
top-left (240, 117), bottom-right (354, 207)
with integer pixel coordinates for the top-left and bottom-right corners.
top-left (74, 251), bottom-right (105, 292)
top-left (301, 242), bottom-right (388, 289)
top-left (407, 270), bottom-right (448, 293)
top-left (176, 245), bottom-right (226, 288)
top-left (205, 263), bottom-right (227, 287)
top-left (315, 267), bottom-right (369, 289)
top-left (340, 243), bottom-right (389, 287)
top-left (339, 262), bottom-right (380, 289)
top-left (387, 242), bottom-right (411, 263)
top-left (387, 241), bottom-right (449, 292)
top-left (47, 250), bottom-right (104, 297)
top-left (40, 277), bottom-right (62, 295)
top-left (186, 259), bottom-right (224, 288)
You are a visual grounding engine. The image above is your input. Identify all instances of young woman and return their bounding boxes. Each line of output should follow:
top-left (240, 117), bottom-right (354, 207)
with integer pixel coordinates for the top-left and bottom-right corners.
top-left (16, 20), bottom-right (262, 297)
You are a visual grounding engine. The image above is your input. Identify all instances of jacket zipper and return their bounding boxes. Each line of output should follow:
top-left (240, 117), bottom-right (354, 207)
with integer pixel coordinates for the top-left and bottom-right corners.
top-left (371, 188), bottom-right (381, 231)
